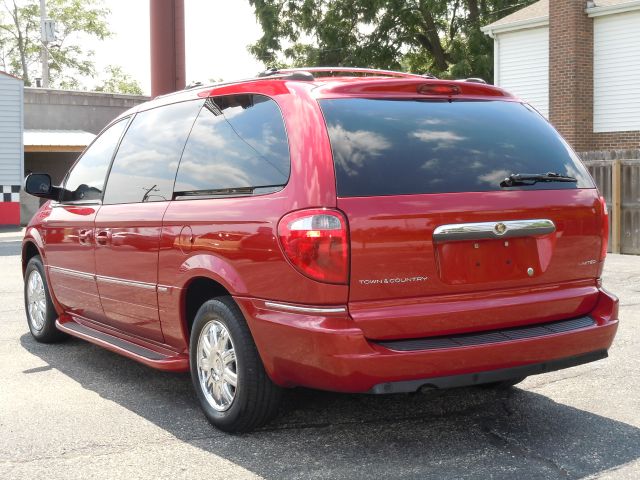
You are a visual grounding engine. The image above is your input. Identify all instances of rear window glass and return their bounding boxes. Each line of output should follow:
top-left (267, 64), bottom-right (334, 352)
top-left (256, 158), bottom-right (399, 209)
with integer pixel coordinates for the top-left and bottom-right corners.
top-left (319, 99), bottom-right (594, 197)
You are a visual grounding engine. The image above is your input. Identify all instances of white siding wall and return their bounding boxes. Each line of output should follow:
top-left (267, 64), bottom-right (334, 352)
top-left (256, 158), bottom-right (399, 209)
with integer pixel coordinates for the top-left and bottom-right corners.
top-left (495, 27), bottom-right (549, 118)
top-left (594, 10), bottom-right (640, 132)
top-left (0, 73), bottom-right (23, 186)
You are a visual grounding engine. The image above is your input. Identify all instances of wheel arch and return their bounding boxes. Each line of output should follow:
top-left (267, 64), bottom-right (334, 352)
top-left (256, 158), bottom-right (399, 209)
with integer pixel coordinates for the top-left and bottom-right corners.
top-left (22, 240), bottom-right (42, 276)
top-left (22, 227), bottom-right (46, 274)
top-left (21, 236), bottom-right (65, 321)
top-left (181, 276), bottom-right (232, 339)
top-left (173, 252), bottom-right (248, 342)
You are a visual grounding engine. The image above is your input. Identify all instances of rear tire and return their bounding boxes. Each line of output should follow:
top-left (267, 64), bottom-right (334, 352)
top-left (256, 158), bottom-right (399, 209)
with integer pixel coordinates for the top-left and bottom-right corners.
top-left (479, 376), bottom-right (527, 390)
top-left (24, 255), bottom-right (67, 343)
top-left (189, 296), bottom-right (282, 433)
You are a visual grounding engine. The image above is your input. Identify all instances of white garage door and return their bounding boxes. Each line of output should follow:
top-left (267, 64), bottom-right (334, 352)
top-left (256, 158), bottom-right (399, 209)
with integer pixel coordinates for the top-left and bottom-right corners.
top-left (0, 73), bottom-right (23, 188)
top-left (496, 27), bottom-right (549, 118)
top-left (594, 10), bottom-right (640, 132)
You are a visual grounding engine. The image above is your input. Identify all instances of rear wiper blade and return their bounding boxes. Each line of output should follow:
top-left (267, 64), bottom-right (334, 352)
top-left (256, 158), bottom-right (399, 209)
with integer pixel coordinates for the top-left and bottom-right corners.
top-left (500, 172), bottom-right (578, 187)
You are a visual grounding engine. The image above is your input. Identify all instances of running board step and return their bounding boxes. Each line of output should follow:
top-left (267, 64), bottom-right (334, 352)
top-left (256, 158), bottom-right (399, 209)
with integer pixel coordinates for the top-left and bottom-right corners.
top-left (56, 319), bottom-right (189, 372)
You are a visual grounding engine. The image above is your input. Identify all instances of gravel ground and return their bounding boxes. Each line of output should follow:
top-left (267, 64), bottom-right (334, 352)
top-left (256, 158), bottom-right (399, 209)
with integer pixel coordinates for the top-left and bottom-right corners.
top-left (0, 238), bottom-right (638, 480)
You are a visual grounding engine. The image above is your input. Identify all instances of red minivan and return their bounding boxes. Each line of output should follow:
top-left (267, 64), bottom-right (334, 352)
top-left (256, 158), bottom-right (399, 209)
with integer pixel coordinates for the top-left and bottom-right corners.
top-left (23, 68), bottom-right (618, 432)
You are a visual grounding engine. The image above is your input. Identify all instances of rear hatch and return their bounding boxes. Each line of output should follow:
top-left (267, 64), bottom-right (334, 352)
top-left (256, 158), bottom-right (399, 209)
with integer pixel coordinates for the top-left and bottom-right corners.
top-left (319, 97), bottom-right (606, 340)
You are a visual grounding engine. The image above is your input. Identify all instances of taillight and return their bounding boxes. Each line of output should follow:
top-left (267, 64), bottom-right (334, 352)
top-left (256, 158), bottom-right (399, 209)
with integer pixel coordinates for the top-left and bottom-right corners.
top-left (599, 196), bottom-right (609, 262)
top-left (278, 209), bottom-right (349, 284)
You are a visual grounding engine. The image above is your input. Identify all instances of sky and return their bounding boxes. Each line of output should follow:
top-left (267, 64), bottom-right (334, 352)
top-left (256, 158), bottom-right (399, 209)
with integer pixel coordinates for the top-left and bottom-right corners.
top-left (90, 0), bottom-right (266, 95)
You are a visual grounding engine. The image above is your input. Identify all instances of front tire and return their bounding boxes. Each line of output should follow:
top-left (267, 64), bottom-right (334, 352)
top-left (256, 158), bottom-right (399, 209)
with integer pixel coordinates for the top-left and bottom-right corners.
top-left (24, 255), bottom-right (67, 343)
top-left (189, 297), bottom-right (282, 432)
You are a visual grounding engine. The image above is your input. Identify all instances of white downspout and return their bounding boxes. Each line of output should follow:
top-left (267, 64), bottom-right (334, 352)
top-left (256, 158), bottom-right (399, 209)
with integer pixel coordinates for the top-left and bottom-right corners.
top-left (493, 33), bottom-right (500, 87)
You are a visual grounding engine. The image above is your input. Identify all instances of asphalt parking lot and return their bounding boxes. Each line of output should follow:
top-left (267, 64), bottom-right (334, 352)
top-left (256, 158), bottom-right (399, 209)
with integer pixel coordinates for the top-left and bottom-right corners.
top-left (0, 232), bottom-right (638, 480)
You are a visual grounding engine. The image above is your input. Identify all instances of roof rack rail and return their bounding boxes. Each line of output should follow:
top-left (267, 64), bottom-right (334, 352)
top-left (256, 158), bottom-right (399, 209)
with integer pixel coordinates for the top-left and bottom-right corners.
top-left (257, 68), bottom-right (315, 81)
top-left (184, 81), bottom-right (204, 90)
top-left (462, 78), bottom-right (487, 84)
top-left (154, 71), bottom-right (313, 100)
top-left (260, 66), bottom-right (437, 80)
top-left (154, 67), bottom-right (438, 100)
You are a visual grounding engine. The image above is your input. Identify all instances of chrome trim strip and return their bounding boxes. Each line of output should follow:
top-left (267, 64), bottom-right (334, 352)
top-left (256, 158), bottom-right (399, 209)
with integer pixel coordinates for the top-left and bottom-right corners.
top-left (432, 219), bottom-right (556, 243)
top-left (96, 275), bottom-right (157, 290)
top-left (264, 301), bottom-right (347, 314)
top-left (51, 201), bottom-right (102, 207)
top-left (49, 266), bottom-right (94, 280)
top-left (48, 266), bottom-right (159, 291)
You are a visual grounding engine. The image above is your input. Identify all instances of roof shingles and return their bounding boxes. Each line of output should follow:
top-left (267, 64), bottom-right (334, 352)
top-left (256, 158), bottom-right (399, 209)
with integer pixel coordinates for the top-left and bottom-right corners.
top-left (484, 0), bottom-right (548, 29)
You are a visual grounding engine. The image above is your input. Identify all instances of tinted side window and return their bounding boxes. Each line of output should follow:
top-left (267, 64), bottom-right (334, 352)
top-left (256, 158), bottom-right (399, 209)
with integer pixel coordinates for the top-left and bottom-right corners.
top-left (62, 119), bottom-right (128, 202)
top-left (174, 94), bottom-right (290, 195)
top-left (319, 99), bottom-right (594, 197)
top-left (102, 100), bottom-right (203, 204)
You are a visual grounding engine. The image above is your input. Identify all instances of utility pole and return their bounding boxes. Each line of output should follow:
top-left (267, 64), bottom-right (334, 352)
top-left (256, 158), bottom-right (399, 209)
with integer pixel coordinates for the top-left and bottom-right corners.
top-left (150, 0), bottom-right (186, 97)
top-left (39, 0), bottom-right (49, 88)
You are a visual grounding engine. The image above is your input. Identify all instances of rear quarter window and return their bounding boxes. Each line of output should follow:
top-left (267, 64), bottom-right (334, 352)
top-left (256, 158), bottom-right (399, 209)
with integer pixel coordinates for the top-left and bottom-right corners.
top-left (319, 99), bottom-right (594, 197)
top-left (174, 94), bottom-right (290, 195)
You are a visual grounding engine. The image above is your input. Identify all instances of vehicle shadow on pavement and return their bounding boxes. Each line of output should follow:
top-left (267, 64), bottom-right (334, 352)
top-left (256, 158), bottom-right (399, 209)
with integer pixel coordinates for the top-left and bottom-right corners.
top-left (21, 333), bottom-right (640, 480)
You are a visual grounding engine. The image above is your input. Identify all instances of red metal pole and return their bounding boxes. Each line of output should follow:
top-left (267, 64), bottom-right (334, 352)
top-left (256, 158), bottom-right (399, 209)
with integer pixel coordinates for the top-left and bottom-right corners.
top-left (150, 0), bottom-right (186, 97)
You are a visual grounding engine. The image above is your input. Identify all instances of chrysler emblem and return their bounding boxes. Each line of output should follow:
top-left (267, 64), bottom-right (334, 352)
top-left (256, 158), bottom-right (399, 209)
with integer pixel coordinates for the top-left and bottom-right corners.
top-left (494, 222), bottom-right (508, 235)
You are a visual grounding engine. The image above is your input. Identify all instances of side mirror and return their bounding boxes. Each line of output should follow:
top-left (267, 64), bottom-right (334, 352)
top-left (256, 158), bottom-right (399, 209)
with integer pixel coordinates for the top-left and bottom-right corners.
top-left (24, 173), bottom-right (59, 200)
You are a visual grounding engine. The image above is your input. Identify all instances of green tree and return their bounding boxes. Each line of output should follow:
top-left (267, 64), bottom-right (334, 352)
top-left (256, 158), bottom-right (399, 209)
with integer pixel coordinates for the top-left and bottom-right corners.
top-left (94, 64), bottom-right (143, 95)
top-left (0, 0), bottom-right (110, 87)
top-left (248, 0), bottom-right (536, 80)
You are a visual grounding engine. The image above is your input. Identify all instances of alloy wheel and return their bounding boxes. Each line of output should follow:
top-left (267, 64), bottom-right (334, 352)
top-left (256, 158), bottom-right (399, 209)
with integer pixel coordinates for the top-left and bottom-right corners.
top-left (196, 320), bottom-right (238, 411)
top-left (26, 269), bottom-right (47, 331)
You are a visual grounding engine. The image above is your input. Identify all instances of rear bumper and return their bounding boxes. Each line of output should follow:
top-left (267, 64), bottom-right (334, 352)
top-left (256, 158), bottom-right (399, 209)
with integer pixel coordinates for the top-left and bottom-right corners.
top-left (368, 350), bottom-right (608, 394)
top-left (235, 288), bottom-right (619, 393)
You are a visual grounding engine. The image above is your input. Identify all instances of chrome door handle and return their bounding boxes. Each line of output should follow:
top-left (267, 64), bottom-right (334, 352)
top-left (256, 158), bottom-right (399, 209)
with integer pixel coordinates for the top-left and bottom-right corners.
top-left (95, 229), bottom-right (111, 246)
top-left (78, 229), bottom-right (93, 245)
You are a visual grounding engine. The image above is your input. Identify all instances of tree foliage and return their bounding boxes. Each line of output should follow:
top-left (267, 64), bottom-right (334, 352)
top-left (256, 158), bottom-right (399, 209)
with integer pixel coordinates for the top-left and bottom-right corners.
top-left (94, 64), bottom-right (143, 95)
top-left (0, 0), bottom-right (110, 87)
top-left (248, 0), bottom-right (536, 80)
